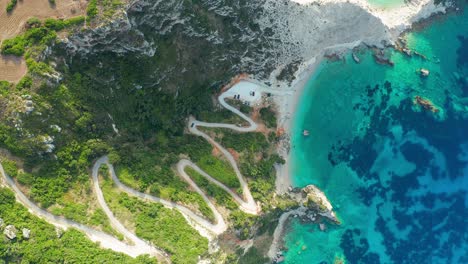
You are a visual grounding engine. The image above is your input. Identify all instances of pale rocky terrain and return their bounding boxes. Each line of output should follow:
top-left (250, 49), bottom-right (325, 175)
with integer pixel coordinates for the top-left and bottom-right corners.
top-left (56, 0), bottom-right (448, 89)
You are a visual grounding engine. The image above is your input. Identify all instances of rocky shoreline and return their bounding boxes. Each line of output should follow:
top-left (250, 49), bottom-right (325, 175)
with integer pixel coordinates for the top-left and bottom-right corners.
top-left (268, 184), bottom-right (340, 263)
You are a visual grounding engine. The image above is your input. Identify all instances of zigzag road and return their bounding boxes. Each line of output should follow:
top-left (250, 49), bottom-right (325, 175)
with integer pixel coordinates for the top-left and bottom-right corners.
top-left (0, 80), bottom-right (291, 260)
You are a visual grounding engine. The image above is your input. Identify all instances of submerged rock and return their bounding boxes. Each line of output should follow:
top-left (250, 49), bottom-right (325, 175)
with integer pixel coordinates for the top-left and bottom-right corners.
top-left (4, 225), bottom-right (17, 240)
top-left (420, 68), bottom-right (430, 77)
top-left (373, 50), bottom-right (394, 66)
top-left (352, 53), bottom-right (360, 63)
top-left (414, 96), bottom-right (439, 113)
top-left (319, 223), bottom-right (326, 231)
top-left (402, 48), bottom-right (412, 56)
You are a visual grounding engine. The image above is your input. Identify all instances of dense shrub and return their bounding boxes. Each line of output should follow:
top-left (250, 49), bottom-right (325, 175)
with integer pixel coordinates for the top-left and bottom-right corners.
top-left (16, 76), bottom-right (33, 90)
top-left (1, 37), bottom-right (26, 56)
top-left (259, 107), bottom-right (277, 128)
top-left (6, 0), bottom-right (17, 13)
top-left (0, 81), bottom-right (11, 96)
top-left (87, 0), bottom-right (98, 17)
top-left (1, 17), bottom-right (84, 57)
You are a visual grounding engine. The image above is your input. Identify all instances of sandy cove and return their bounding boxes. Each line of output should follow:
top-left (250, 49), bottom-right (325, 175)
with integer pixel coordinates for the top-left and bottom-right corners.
top-left (258, 0), bottom-right (450, 258)
top-left (271, 55), bottom-right (324, 194)
top-left (258, 0), bottom-right (448, 194)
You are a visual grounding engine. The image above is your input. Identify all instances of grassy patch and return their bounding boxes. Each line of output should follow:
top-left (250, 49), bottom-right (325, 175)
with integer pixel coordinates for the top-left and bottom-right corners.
top-left (113, 143), bottom-right (215, 219)
top-left (1, 17), bottom-right (84, 57)
top-left (185, 167), bottom-right (237, 210)
top-left (100, 178), bottom-right (208, 264)
top-left (197, 108), bottom-right (248, 125)
top-left (86, 0), bottom-right (98, 18)
top-left (210, 129), bottom-right (269, 153)
top-left (197, 155), bottom-right (239, 189)
top-left (259, 107), bottom-right (277, 128)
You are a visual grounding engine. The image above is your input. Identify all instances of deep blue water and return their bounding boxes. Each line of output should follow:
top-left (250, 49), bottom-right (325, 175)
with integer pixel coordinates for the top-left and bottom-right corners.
top-left (285, 7), bottom-right (468, 264)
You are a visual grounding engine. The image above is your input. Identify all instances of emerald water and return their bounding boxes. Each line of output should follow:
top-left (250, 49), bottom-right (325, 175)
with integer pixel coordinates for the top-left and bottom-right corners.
top-left (285, 8), bottom-right (468, 264)
top-left (367, 0), bottom-right (405, 8)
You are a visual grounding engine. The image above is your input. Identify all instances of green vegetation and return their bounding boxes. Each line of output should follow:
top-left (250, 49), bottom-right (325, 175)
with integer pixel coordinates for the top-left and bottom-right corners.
top-left (86, 0), bottom-right (98, 18)
top-left (16, 76), bottom-right (33, 90)
top-left (238, 247), bottom-right (270, 264)
top-left (1, 157), bottom-right (117, 237)
top-left (185, 167), bottom-right (237, 210)
top-left (6, 0), bottom-right (17, 13)
top-left (0, 187), bottom-right (155, 263)
top-left (100, 178), bottom-right (208, 264)
top-left (86, 0), bottom-right (124, 19)
top-left (0, 81), bottom-right (12, 96)
top-left (1, 17), bottom-right (84, 57)
top-left (110, 139), bottom-right (216, 220)
top-left (197, 155), bottom-right (239, 188)
top-left (225, 98), bottom-right (252, 115)
top-left (259, 107), bottom-right (277, 128)
top-left (44, 17), bottom-right (86, 31)
top-left (201, 127), bottom-right (284, 210)
top-left (197, 108), bottom-right (248, 125)
top-left (0, 1), bottom-right (286, 261)
top-left (216, 130), bottom-right (269, 153)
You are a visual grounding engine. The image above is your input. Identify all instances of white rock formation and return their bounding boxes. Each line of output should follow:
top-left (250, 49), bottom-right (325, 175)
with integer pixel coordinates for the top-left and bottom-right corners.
top-left (22, 228), bottom-right (31, 239)
top-left (4, 225), bottom-right (17, 240)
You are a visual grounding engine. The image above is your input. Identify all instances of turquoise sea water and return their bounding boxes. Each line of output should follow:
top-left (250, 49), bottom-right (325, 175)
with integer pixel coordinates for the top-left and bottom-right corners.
top-left (367, 0), bottom-right (405, 8)
top-left (285, 8), bottom-right (468, 264)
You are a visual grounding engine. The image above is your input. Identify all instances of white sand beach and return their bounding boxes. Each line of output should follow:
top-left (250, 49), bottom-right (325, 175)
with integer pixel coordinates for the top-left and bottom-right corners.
top-left (256, 0), bottom-right (448, 193)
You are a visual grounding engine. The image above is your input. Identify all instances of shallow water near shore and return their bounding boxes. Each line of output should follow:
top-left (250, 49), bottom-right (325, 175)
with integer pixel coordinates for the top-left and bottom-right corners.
top-left (285, 8), bottom-right (468, 264)
top-left (367, 0), bottom-right (405, 8)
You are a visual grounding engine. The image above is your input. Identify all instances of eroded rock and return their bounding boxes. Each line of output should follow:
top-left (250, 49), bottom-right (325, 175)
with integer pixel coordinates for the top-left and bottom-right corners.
top-left (288, 184), bottom-right (340, 224)
top-left (22, 228), bottom-right (31, 239)
top-left (4, 225), bottom-right (17, 240)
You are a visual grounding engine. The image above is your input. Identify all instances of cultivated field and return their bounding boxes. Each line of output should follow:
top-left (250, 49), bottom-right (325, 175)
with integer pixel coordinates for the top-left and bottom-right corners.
top-left (0, 0), bottom-right (86, 82)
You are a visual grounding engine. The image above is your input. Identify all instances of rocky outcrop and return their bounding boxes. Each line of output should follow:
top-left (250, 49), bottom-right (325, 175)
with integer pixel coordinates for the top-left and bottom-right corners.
top-left (373, 49), bottom-right (394, 66)
top-left (4, 225), bottom-right (17, 240)
top-left (22, 228), bottom-right (31, 239)
top-left (420, 68), bottom-right (430, 77)
top-left (414, 96), bottom-right (439, 113)
top-left (288, 184), bottom-right (340, 224)
top-left (63, 10), bottom-right (155, 57)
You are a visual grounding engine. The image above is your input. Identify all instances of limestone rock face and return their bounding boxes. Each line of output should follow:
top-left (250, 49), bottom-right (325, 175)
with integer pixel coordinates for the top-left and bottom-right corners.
top-left (22, 228), bottom-right (31, 239)
top-left (4, 225), bottom-right (17, 240)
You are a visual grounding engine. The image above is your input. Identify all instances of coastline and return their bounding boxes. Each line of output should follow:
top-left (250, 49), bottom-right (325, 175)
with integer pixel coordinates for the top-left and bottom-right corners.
top-left (264, 0), bottom-right (454, 260)
top-left (272, 55), bottom-right (324, 194)
top-left (269, 0), bottom-right (449, 195)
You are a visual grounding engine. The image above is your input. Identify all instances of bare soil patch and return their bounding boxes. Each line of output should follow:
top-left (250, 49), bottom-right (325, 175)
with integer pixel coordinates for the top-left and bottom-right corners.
top-left (0, 54), bottom-right (26, 82)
